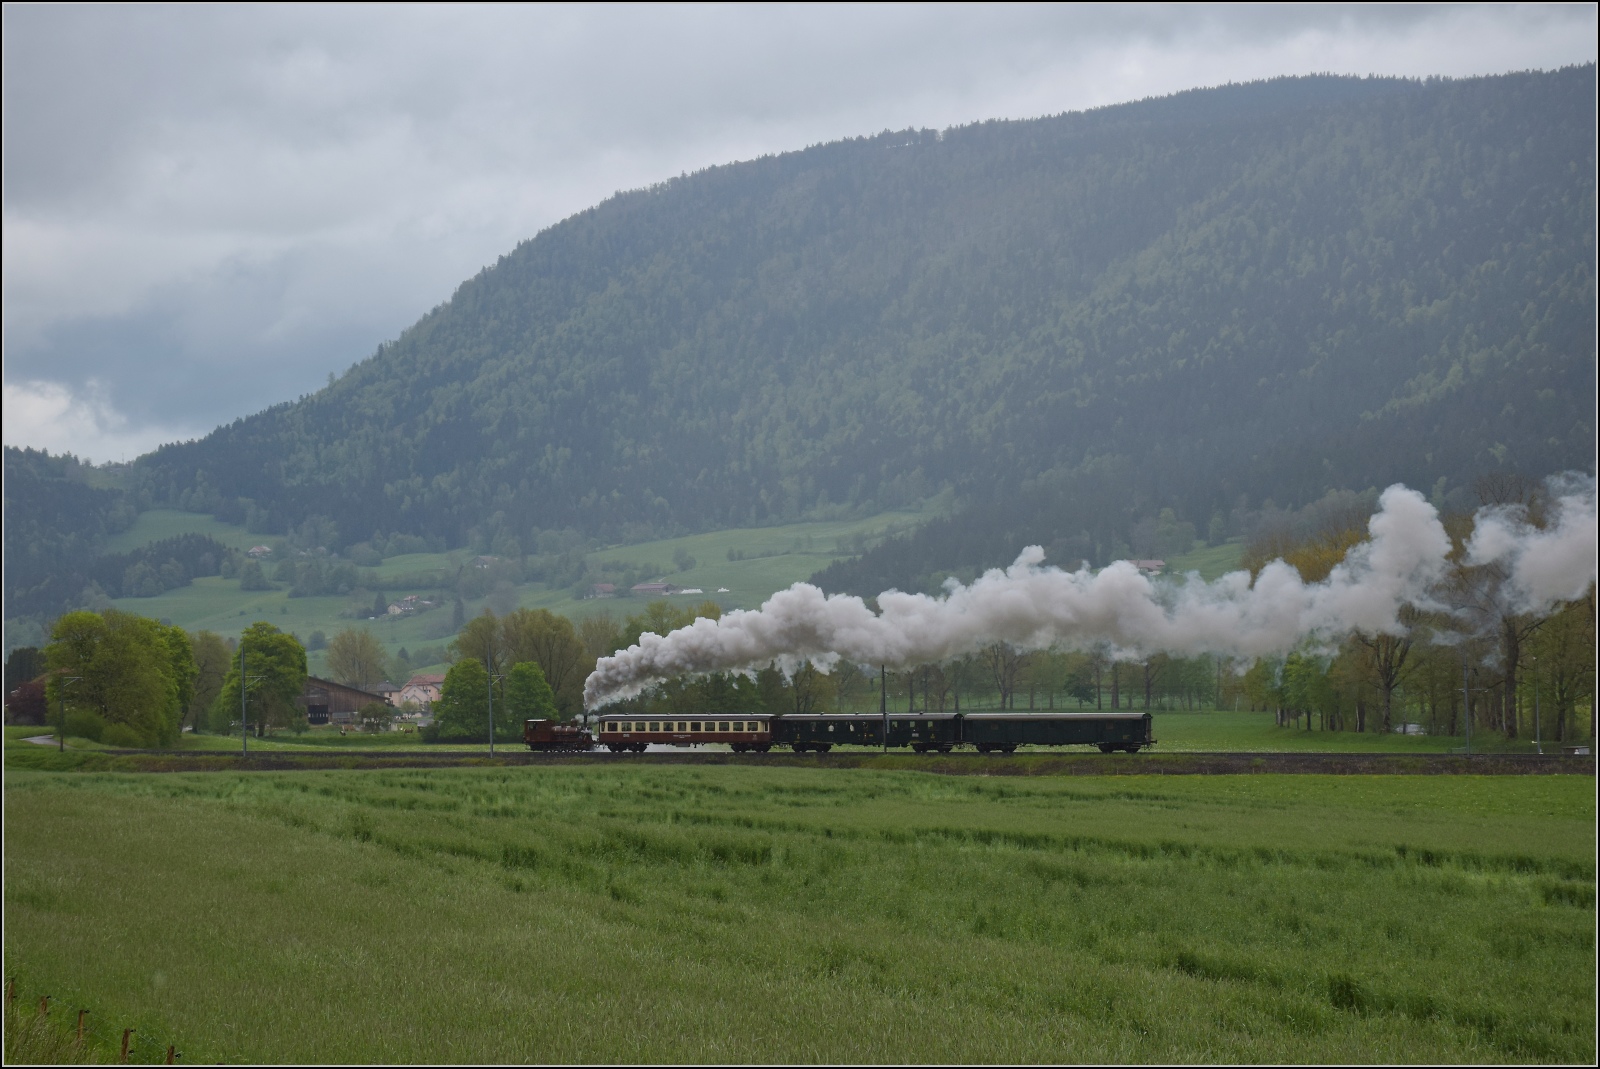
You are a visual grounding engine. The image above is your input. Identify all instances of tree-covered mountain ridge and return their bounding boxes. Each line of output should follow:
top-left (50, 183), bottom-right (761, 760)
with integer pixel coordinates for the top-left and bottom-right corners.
top-left (21, 67), bottom-right (1600, 607)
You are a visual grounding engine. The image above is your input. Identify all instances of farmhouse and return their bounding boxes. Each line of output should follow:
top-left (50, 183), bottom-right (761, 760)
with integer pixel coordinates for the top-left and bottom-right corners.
top-left (299, 677), bottom-right (393, 726)
top-left (630, 582), bottom-right (678, 596)
top-left (399, 673), bottom-right (445, 709)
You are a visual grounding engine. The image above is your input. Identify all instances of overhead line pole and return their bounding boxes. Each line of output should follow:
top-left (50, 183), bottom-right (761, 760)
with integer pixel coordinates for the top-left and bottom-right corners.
top-left (239, 645), bottom-right (264, 756)
top-left (56, 675), bottom-right (82, 752)
top-left (881, 665), bottom-right (888, 753)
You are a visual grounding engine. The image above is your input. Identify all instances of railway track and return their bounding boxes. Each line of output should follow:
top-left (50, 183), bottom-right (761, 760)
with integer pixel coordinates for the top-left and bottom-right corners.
top-left (84, 748), bottom-right (1594, 774)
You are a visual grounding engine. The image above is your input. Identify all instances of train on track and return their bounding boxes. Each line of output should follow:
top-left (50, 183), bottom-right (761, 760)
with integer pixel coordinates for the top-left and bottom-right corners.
top-left (523, 711), bottom-right (1155, 754)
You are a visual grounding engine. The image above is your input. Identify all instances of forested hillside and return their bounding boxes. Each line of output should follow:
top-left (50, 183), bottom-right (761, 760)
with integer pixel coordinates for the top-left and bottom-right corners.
top-left (7, 66), bottom-right (1596, 620)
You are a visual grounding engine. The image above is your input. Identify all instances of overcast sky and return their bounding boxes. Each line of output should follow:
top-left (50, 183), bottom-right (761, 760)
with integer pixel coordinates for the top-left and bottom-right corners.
top-left (4, 3), bottom-right (1595, 464)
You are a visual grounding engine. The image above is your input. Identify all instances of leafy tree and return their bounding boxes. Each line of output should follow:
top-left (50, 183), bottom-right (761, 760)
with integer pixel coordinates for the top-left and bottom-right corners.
top-left (44, 609), bottom-right (193, 747)
top-left (188, 630), bottom-right (233, 733)
top-left (433, 657), bottom-right (491, 741)
top-left (212, 622), bottom-right (307, 736)
top-left (357, 700), bottom-right (394, 734)
top-left (4, 646), bottom-right (44, 694)
top-left (579, 612), bottom-right (621, 662)
top-left (505, 661), bottom-right (558, 724)
top-left (326, 628), bottom-right (387, 690)
top-left (500, 608), bottom-right (587, 717)
top-left (453, 613), bottom-right (506, 673)
top-left (238, 560), bottom-right (272, 591)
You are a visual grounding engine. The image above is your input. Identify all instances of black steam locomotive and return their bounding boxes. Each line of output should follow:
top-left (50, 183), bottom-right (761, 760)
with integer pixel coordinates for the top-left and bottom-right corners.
top-left (524, 711), bottom-right (1155, 754)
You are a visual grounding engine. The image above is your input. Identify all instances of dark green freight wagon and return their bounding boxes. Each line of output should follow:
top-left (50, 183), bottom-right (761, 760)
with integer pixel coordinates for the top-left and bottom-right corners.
top-left (960, 712), bottom-right (1154, 753)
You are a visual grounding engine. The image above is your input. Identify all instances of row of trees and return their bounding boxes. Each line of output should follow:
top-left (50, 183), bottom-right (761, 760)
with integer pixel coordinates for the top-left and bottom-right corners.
top-left (34, 611), bottom-right (309, 746)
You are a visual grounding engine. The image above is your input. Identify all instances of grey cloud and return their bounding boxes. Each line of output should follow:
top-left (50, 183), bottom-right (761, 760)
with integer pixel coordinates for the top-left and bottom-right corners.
top-left (4, 4), bottom-right (1595, 451)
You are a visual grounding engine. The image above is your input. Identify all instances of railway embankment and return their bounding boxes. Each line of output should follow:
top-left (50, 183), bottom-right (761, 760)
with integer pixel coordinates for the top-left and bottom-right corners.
top-left (6, 747), bottom-right (1592, 775)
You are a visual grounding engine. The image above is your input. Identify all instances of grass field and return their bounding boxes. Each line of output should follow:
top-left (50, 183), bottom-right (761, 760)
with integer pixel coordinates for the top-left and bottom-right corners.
top-left (102, 503), bottom-right (944, 664)
top-left (4, 763), bottom-right (1592, 1063)
top-left (101, 510), bottom-right (269, 556)
top-left (1165, 539), bottom-right (1246, 581)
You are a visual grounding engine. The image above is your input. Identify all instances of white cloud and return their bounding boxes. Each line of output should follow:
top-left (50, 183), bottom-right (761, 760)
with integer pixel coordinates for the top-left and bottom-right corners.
top-left (1, 380), bottom-right (202, 465)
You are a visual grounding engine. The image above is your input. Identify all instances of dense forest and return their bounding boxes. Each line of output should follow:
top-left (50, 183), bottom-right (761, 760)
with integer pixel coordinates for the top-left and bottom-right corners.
top-left (4, 449), bottom-right (138, 620)
top-left (5, 67), bottom-right (1595, 623)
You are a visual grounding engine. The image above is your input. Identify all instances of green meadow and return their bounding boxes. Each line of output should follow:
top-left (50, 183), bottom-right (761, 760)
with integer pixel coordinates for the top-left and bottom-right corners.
top-left (97, 502), bottom-right (1238, 681)
top-left (4, 765), bottom-right (1592, 1063)
top-left (102, 504), bottom-right (943, 671)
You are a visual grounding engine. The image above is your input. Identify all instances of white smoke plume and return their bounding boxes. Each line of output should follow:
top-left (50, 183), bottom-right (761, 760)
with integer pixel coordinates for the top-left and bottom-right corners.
top-left (584, 479), bottom-right (1599, 709)
top-left (1465, 473), bottom-right (1599, 615)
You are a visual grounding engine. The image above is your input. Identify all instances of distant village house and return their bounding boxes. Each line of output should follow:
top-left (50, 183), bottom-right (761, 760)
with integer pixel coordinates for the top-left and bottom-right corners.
top-left (399, 673), bottom-right (446, 709)
top-left (630, 582), bottom-right (679, 596)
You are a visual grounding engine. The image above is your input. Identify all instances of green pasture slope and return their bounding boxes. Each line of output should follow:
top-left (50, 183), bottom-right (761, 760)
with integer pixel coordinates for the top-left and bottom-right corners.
top-left (4, 764), bottom-right (1592, 1063)
top-left (100, 504), bottom-right (940, 669)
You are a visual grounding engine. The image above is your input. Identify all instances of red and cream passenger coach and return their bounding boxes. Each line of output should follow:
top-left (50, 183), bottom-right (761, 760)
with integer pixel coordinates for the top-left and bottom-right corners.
top-left (596, 713), bottom-right (774, 753)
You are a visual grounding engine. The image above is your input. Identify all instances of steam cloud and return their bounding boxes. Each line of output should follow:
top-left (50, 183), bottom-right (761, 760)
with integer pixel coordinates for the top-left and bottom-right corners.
top-left (584, 477), bottom-right (1598, 709)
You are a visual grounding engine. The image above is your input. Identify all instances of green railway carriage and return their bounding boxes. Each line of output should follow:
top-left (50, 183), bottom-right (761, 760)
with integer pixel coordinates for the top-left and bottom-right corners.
top-left (775, 713), bottom-right (959, 753)
top-left (960, 711), bottom-right (1154, 753)
top-left (777, 713), bottom-right (888, 752)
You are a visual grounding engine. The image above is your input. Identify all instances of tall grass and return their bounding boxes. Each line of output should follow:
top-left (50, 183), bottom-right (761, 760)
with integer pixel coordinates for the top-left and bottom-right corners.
top-left (5, 767), bottom-right (1592, 1063)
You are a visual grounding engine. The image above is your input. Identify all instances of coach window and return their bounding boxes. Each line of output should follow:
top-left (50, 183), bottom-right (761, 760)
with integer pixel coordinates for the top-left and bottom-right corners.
top-left (718, 722), bottom-right (729, 732)
top-left (690, 722), bottom-right (702, 732)
top-left (677, 722), bottom-right (688, 732)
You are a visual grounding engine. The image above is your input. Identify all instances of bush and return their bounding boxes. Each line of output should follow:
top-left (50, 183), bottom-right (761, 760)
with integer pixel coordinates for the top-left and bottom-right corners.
top-left (63, 708), bottom-right (106, 742)
top-left (239, 560), bottom-right (273, 590)
top-left (101, 722), bottom-right (146, 748)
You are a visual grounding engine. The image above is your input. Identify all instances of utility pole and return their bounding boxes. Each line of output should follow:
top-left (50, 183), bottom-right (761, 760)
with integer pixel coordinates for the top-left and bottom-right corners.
top-left (1530, 655), bottom-right (1541, 755)
top-left (56, 675), bottom-right (82, 752)
top-left (239, 646), bottom-right (264, 756)
top-left (880, 665), bottom-right (888, 753)
top-left (1462, 658), bottom-right (1473, 756)
top-left (486, 654), bottom-right (503, 756)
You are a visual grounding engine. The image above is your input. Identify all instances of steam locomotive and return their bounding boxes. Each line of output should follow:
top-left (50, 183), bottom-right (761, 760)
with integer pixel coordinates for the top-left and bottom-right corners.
top-left (523, 711), bottom-right (1155, 754)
